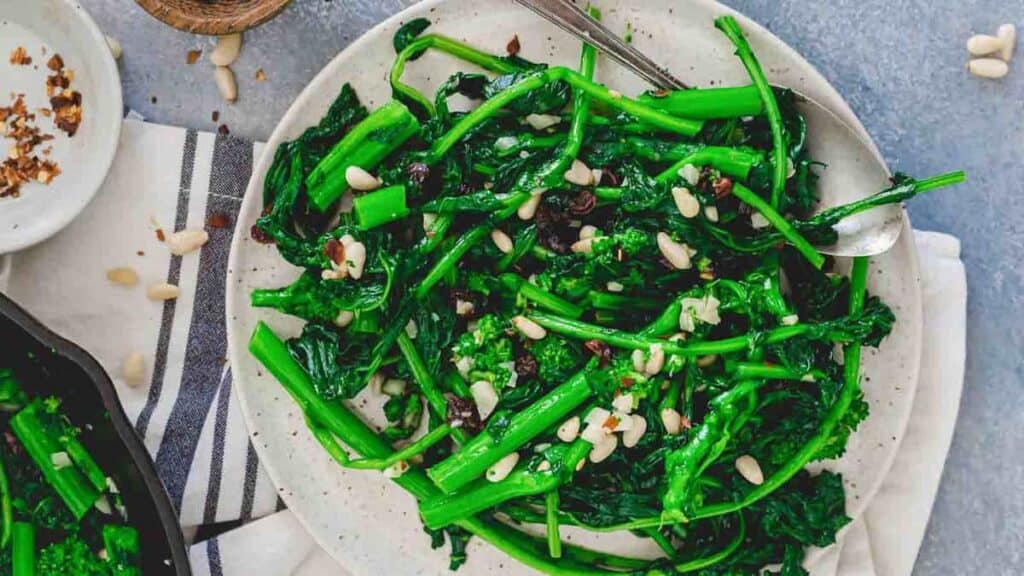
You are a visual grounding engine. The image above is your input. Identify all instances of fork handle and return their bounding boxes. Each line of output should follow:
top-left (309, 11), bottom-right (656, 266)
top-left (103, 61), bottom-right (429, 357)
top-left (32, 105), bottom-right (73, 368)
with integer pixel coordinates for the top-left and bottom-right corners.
top-left (512, 0), bottom-right (689, 90)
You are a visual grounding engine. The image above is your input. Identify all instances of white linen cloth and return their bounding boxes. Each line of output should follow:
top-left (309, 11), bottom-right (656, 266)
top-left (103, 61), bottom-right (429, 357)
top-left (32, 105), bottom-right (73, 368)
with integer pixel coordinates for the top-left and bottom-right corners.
top-left (1, 121), bottom-right (965, 576)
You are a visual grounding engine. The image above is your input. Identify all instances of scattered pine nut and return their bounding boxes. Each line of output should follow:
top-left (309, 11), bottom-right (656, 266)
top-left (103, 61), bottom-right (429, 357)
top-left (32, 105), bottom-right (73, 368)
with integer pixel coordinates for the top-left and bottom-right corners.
top-left (704, 205), bottom-right (720, 222)
top-left (122, 352), bottom-right (146, 387)
top-left (579, 225), bottom-right (598, 241)
top-left (644, 344), bottom-right (665, 376)
top-left (146, 282), bottom-right (179, 301)
top-left (967, 34), bottom-right (1003, 56)
top-left (735, 454), bottom-right (764, 485)
top-left (165, 229), bottom-right (209, 255)
top-left (517, 192), bottom-right (543, 220)
top-left (346, 241), bottom-right (367, 279)
top-left (570, 237), bottom-right (594, 254)
top-left (657, 232), bottom-right (693, 270)
top-left (214, 66), bottom-right (237, 102)
top-left (660, 408), bottom-right (682, 435)
top-left (382, 378), bottom-right (406, 396)
top-left (588, 434), bottom-right (618, 463)
top-left (622, 415), bottom-right (647, 448)
top-left (486, 452), bottom-right (520, 482)
top-left (678, 163), bottom-right (700, 186)
top-left (210, 33), bottom-right (242, 67)
top-left (490, 229), bottom-right (514, 254)
top-left (105, 36), bottom-right (122, 60)
top-left (557, 416), bottom-right (581, 442)
top-left (525, 113), bottom-right (560, 130)
top-left (471, 380), bottom-right (499, 420)
top-left (512, 315), bottom-right (546, 340)
top-left (333, 310), bottom-right (354, 328)
top-left (998, 24), bottom-right (1017, 61)
top-left (106, 267), bottom-right (139, 286)
top-left (344, 166), bottom-right (381, 191)
top-left (382, 461), bottom-right (409, 478)
top-left (968, 58), bottom-right (1009, 79)
top-left (564, 159), bottom-right (595, 186)
top-left (671, 187), bottom-right (701, 218)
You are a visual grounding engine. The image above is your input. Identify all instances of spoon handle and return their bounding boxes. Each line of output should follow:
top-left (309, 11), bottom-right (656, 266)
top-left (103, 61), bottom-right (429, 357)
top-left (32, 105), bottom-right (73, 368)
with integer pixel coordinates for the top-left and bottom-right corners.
top-left (512, 0), bottom-right (689, 90)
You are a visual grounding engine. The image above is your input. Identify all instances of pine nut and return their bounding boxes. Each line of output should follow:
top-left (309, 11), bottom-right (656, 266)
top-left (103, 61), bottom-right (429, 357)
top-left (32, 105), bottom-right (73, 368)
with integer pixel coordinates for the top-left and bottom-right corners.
top-left (564, 159), bottom-right (595, 186)
top-left (122, 352), bottom-right (146, 387)
top-left (557, 416), bottom-right (581, 442)
top-left (588, 434), bottom-right (618, 463)
top-left (455, 299), bottom-right (475, 317)
top-left (106, 267), bottom-right (139, 286)
top-left (671, 187), bottom-right (701, 218)
top-left (781, 314), bottom-right (799, 326)
top-left (998, 24), bottom-right (1016, 61)
top-left (750, 212), bottom-right (770, 229)
top-left (612, 393), bottom-right (634, 413)
top-left (968, 58), bottom-right (1009, 79)
top-left (342, 241), bottom-right (364, 279)
top-left (344, 166), bottom-right (381, 191)
top-left (678, 163), bottom-right (700, 186)
top-left (575, 459), bottom-right (585, 472)
top-left (165, 229), bottom-right (209, 256)
top-left (525, 113), bottom-right (560, 130)
top-left (571, 238), bottom-right (594, 254)
top-left (606, 281), bottom-right (624, 293)
top-left (51, 451), bottom-right (72, 469)
top-left (405, 319), bottom-right (418, 339)
top-left (494, 136), bottom-right (518, 151)
top-left (517, 192), bottom-right (543, 220)
top-left (967, 34), bottom-right (1003, 56)
top-left (622, 415), bottom-right (647, 448)
top-left (512, 315), bottom-right (547, 340)
top-left (660, 408), bottom-right (682, 435)
top-left (210, 33), bottom-right (242, 67)
top-left (786, 157), bottom-right (796, 179)
top-left (608, 89), bottom-right (622, 99)
top-left (422, 212), bottom-right (438, 232)
top-left (704, 205), bottom-right (720, 222)
top-left (368, 372), bottom-right (386, 395)
top-left (491, 229), bottom-right (514, 254)
top-left (470, 380), bottom-right (499, 420)
top-left (579, 225), bottom-right (598, 240)
top-left (631, 349), bottom-right (646, 372)
top-left (105, 36), bottom-right (123, 60)
top-left (735, 455), bottom-right (764, 485)
top-left (214, 66), bottom-right (237, 102)
top-left (657, 232), bottom-right (692, 270)
top-left (580, 422), bottom-right (607, 444)
top-left (146, 282), bottom-right (179, 301)
top-left (644, 344), bottom-right (665, 376)
top-left (333, 310), bottom-right (354, 328)
top-left (486, 452), bottom-right (519, 482)
top-left (382, 379), bottom-right (406, 396)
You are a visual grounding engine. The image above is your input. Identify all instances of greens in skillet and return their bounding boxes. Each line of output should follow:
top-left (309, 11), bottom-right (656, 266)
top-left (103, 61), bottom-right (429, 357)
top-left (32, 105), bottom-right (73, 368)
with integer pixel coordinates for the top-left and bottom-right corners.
top-left (247, 12), bottom-right (963, 575)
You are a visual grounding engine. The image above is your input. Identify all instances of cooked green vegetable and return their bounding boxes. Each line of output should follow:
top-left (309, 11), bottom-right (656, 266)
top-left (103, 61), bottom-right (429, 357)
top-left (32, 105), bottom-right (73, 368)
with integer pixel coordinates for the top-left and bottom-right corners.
top-left (247, 11), bottom-right (963, 575)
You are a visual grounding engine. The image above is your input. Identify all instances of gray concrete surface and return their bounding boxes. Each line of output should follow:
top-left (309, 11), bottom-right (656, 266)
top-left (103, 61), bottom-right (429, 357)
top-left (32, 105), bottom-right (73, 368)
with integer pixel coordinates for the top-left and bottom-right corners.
top-left (81, 0), bottom-right (1023, 573)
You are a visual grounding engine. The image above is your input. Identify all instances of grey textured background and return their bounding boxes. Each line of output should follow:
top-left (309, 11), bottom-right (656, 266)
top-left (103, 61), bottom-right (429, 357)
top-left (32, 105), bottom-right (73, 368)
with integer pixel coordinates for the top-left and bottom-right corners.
top-left (81, 0), bottom-right (1023, 573)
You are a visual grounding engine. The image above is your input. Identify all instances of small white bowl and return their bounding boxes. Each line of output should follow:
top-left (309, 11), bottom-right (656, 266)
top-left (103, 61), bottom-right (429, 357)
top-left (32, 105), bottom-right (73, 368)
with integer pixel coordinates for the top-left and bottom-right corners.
top-left (0, 0), bottom-right (122, 253)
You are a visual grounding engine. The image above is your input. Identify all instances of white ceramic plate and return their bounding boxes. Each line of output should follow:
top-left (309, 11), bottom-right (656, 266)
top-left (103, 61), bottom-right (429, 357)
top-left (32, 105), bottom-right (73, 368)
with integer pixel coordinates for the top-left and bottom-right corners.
top-left (227, 1), bottom-right (922, 573)
top-left (0, 0), bottom-right (122, 253)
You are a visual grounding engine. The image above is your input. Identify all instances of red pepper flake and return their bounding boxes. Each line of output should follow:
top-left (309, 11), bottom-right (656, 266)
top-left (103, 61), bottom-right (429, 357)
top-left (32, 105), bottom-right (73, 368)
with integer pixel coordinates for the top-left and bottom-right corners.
top-left (207, 213), bottom-right (232, 229)
top-left (9, 47), bottom-right (31, 66)
top-left (45, 54), bottom-right (64, 71)
top-left (602, 415), bottom-right (620, 430)
top-left (323, 238), bottom-right (345, 266)
top-left (712, 176), bottom-right (733, 199)
top-left (211, 110), bottom-right (220, 123)
top-left (506, 34), bottom-right (521, 56)
top-left (155, 228), bottom-right (166, 242)
top-left (649, 89), bottom-right (670, 98)
top-left (621, 377), bottom-right (636, 388)
top-left (217, 124), bottom-right (230, 136)
top-left (186, 50), bottom-right (202, 65)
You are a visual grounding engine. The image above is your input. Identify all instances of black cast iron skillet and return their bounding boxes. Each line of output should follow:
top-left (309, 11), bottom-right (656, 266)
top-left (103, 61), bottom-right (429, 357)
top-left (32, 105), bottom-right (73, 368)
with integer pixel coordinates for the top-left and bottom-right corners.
top-left (0, 292), bottom-right (190, 575)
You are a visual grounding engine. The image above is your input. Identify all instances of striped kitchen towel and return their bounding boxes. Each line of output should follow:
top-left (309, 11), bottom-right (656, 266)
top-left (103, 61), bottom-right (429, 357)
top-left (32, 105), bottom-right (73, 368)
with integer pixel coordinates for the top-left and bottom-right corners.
top-left (3, 119), bottom-right (282, 529)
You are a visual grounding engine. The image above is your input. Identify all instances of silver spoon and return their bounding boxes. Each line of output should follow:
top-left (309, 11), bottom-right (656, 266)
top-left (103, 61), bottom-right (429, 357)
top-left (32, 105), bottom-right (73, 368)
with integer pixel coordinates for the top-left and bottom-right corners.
top-left (513, 0), bottom-right (902, 257)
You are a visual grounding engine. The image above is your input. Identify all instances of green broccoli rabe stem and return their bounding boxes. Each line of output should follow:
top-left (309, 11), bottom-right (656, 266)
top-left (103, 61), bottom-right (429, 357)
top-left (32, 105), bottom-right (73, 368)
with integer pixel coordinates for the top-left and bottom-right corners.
top-left (353, 185), bottom-right (410, 230)
top-left (102, 525), bottom-right (142, 576)
top-left (416, 224), bottom-right (491, 300)
top-left (546, 490), bottom-right (563, 559)
top-left (58, 435), bottom-right (106, 494)
top-left (662, 380), bottom-right (765, 519)
top-left (249, 323), bottom-right (629, 576)
top-left (689, 256), bottom-right (870, 522)
top-left (421, 441), bottom-right (590, 529)
top-left (637, 85), bottom-right (763, 119)
top-left (669, 513), bottom-right (746, 572)
top-left (311, 419), bottom-right (453, 471)
top-left (306, 100), bottom-right (421, 212)
top-left (587, 290), bottom-right (661, 311)
top-left (397, 333), bottom-right (469, 445)
top-left (0, 446), bottom-right (10, 548)
top-left (391, 34), bottom-right (526, 117)
top-left (644, 528), bottom-right (676, 558)
top-left (526, 310), bottom-right (821, 357)
top-left (730, 182), bottom-right (825, 269)
top-left (427, 370), bottom-right (593, 494)
top-left (725, 361), bottom-right (825, 382)
top-left (427, 67), bottom-right (703, 165)
top-left (10, 403), bottom-right (99, 520)
top-left (496, 227), bottom-right (538, 273)
top-left (501, 274), bottom-right (584, 319)
top-left (715, 16), bottom-right (788, 210)
top-left (12, 522), bottom-right (33, 576)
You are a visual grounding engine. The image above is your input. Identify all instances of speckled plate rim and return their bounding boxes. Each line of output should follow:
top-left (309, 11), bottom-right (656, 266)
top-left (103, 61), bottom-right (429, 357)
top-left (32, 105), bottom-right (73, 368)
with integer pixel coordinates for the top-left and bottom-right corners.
top-left (226, 0), bottom-right (923, 572)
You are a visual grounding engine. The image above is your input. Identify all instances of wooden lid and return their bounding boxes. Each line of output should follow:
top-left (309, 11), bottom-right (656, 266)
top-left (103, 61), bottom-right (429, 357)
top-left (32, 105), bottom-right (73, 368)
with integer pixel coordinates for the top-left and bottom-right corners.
top-left (134, 0), bottom-right (292, 35)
